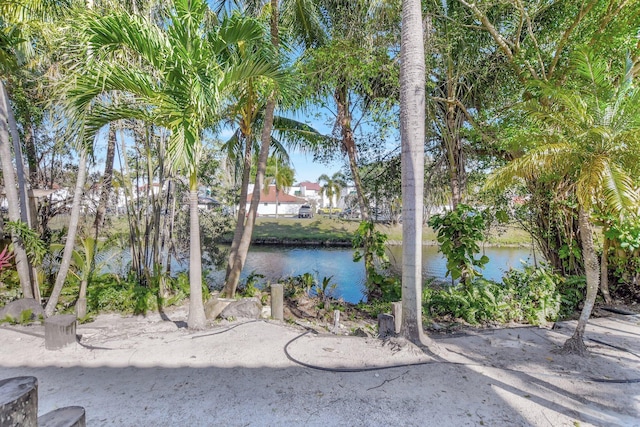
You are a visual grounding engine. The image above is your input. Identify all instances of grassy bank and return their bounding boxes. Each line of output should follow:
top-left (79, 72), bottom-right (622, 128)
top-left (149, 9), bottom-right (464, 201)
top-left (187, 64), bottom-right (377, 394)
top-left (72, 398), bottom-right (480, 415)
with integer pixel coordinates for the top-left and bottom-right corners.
top-left (243, 216), bottom-right (532, 246)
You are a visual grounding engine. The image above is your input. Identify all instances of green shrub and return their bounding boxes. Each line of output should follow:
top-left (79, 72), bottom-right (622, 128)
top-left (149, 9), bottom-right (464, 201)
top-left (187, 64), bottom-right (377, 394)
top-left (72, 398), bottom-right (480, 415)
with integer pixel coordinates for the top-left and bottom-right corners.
top-left (237, 272), bottom-right (264, 298)
top-left (425, 264), bottom-right (563, 325)
top-left (557, 275), bottom-right (586, 318)
top-left (428, 204), bottom-right (490, 285)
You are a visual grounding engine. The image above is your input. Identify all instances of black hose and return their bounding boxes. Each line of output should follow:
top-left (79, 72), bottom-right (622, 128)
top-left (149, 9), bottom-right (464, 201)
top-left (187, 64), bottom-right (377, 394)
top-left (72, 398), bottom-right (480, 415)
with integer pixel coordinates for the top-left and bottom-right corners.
top-left (283, 330), bottom-right (443, 373)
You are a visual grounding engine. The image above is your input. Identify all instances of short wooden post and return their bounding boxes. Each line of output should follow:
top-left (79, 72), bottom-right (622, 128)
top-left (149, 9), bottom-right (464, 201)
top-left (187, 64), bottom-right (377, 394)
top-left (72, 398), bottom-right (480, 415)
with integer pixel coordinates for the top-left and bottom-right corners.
top-left (271, 284), bottom-right (284, 321)
top-left (45, 315), bottom-right (77, 350)
top-left (378, 314), bottom-right (395, 338)
top-left (39, 406), bottom-right (86, 427)
top-left (332, 310), bottom-right (340, 334)
top-left (0, 376), bottom-right (38, 427)
top-left (391, 301), bottom-right (402, 334)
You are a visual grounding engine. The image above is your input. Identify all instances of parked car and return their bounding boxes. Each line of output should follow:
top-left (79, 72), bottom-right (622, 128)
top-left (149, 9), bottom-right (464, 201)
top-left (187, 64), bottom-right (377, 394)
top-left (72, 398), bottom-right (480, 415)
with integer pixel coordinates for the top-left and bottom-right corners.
top-left (298, 205), bottom-right (313, 218)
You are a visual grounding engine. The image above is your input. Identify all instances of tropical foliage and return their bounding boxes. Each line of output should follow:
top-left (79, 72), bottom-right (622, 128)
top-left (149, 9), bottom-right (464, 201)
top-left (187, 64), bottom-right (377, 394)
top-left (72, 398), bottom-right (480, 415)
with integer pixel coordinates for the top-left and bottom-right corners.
top-left (1, 0), bottom-right (639, 359)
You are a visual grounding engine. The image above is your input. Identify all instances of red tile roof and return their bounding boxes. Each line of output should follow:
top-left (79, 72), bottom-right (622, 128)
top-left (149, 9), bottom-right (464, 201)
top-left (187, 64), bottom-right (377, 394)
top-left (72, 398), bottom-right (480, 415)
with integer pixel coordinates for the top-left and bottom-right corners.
top-left (247, 186), bottom-right (307, 204)
top-left (296, 181), bottom-right (321, 191)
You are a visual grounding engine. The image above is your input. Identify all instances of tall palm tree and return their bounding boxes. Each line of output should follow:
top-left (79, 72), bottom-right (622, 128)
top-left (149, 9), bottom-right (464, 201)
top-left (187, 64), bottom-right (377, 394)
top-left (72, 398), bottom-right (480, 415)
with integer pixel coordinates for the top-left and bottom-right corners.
top-left (399, 0), bottom-right (431, 346)
top-left (220, 79), bottom-right (323, 294)
top-left (487, 51), bottom-right (640, 355)
top-left (215, 0), bottom-right (327, 298)
top-left (318, 172), bottom-right (345, 218)
top-left (54, 0), bottom-right (282, 328)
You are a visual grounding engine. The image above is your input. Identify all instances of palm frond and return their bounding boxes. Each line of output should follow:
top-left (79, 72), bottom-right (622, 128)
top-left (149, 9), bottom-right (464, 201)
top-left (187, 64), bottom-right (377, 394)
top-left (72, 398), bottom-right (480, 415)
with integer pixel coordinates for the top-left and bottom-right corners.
top-left (485, 143), bottom-right (574, 191)
top-left (599, 162), bottom-right (639, 215)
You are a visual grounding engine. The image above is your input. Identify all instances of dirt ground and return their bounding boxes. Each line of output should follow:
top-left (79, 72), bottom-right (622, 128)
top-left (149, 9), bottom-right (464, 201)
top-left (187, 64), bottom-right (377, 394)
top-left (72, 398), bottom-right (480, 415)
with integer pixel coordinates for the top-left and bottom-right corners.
top-left (1, 304), bottom-right (639, 426)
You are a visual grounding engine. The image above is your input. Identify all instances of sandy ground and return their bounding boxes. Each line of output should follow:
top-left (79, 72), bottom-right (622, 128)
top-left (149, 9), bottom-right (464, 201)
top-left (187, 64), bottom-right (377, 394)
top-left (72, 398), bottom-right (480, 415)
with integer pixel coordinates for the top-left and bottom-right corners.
top-left (1, 305), bottom-right (639, 427)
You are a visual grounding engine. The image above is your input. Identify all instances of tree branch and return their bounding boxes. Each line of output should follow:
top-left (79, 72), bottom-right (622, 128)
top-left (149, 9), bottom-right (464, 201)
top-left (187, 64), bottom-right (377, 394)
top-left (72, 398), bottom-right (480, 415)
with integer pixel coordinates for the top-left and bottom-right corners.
top-left (548, 0), bottom-right (598, 79)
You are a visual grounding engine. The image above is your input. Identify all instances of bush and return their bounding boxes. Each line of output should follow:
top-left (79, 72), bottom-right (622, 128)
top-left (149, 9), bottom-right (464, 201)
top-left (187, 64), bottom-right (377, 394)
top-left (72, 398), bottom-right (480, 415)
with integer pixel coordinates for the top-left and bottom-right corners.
top-left (425, 264), bottom-right (563, 325)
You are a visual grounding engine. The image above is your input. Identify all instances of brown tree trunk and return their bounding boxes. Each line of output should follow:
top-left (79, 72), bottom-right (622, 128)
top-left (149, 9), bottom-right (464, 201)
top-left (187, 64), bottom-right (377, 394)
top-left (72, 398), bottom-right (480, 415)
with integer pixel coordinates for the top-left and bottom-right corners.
top-left (334, 86), bottom-right (369, 220)
top-left (225, 133), bottom-right (252, 284)
top-left (45, 150), bottom-right (88, 317)
top-left (224, 0), bottom-right (280, 297)
top-left (225, 98), bottom-right (276, 297)
top-left (562, 207), bottom-right (599, 355)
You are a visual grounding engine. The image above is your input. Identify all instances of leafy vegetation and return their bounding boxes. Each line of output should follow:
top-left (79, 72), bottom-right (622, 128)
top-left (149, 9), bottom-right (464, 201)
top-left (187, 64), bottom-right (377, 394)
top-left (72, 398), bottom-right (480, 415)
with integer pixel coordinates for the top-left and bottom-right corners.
top-left (1, 0), bottom-right (639, 347)
top-left (425, 264), bottom-right (564, 326)
top-left (428, 204), bottom-right (490, 285)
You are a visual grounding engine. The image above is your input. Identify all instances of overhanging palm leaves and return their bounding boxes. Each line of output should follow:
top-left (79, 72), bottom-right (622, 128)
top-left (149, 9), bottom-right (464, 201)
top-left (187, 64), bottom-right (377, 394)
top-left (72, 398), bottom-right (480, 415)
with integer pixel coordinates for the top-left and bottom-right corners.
top-left (59, 0), bottom-right (283, 328)
top-left (486, 49), bottom-right (640, 354)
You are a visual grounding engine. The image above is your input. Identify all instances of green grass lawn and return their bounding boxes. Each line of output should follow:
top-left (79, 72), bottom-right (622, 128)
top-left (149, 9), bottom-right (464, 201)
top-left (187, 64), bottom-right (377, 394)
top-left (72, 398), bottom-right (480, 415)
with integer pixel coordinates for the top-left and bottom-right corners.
top-left (247, 216), bottom-right (531, 246)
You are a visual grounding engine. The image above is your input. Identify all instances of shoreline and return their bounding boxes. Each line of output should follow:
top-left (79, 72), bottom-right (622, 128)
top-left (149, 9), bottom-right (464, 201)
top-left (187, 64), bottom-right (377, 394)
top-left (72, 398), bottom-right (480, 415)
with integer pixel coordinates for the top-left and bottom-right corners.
top-left (224, 237), bottom-right (533, 249)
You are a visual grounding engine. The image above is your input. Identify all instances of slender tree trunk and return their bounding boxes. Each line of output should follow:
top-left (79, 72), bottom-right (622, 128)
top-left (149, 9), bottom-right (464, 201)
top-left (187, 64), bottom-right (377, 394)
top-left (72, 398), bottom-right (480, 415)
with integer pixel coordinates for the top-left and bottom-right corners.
top-left (74, 124), bottom-right (119, 317)
top-left (45, 150), bottom-right (88, 317)
top-left (0, 80), bottom-right (33, 299)
top-left (93, 124), bottom-right (117, 235)
top-left (600, 231), bottom-right (612, 304)
top-left (2, 83), bottom-right (39, 300)
top-left (399, 0), bottom-right (434, 348)
top-left (23, 118), bottom-right (40, 238)
top-left (225, 98), bottom-right (276, 297)
top-left (187, 175), bottom-right (206, 329)
top-left (24, 120), bottom-right (38, 188)
top-left (225, 133), bottom-right (252, 283)
top-left (334, 87), bottom-right (369, 220)
top-left (224, 0), bottom-right (280, 297)
top-left (562, 207), bottom-right (599, 355)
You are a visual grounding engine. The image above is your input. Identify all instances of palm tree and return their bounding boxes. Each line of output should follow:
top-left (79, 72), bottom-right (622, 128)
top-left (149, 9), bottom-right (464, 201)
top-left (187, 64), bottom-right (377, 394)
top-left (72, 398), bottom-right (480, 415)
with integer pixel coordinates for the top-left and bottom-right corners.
top-left (399, 0), bottom-right (431, 346)
top-left (487, 51), bottom-right (640, 355)
top-left (220, 79), bottom-right (324, 295)
top-left (216, 0), bottom-right (324, 298)
top-left (54, 0), bottom-right (282, 328)
top-left (318, 172), bottom-right (345, 218)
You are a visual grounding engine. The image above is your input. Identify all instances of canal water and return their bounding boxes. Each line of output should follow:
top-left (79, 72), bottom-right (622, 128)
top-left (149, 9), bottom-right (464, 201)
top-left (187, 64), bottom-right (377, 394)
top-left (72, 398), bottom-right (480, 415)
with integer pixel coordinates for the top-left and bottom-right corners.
top-left (227, 245), bottom-right (536, 303)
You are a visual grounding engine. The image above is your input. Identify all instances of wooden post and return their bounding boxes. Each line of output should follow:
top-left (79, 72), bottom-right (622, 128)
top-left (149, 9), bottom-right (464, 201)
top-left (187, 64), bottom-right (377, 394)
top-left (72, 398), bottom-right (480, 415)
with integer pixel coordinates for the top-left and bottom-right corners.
top-left (391, 301), bottom-right (402, 334)
top-left (0, 376), bottom-right (38, 427)
top-left (271, 284), bottom-right (284, 321)
top-left (45, 315), bottom-right (77, 350)
top-left (378, 313), bottom-right (395, 338)
top-left (332, 310), bottom-right (340, 334)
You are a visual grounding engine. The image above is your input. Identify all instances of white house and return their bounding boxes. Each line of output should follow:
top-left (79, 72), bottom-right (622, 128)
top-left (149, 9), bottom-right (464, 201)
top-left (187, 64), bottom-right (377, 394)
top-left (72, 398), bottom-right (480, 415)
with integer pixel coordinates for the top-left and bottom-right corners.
top-left (288, 181), bottom-right (349, 212)
top-left (247, 185), bottom-right (308, 217)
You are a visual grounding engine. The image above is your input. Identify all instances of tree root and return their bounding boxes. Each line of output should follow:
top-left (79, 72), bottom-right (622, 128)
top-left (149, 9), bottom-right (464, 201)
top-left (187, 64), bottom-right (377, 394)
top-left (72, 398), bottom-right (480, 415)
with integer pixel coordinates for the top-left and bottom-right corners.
top-left (560, 335), bottom-right (588, 356)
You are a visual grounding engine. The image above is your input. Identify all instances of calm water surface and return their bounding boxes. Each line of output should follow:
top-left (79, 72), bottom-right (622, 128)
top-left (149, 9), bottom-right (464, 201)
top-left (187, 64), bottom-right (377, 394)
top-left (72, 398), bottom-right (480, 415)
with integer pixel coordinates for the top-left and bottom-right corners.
top-left (228, 245), bottom-right (536, 303)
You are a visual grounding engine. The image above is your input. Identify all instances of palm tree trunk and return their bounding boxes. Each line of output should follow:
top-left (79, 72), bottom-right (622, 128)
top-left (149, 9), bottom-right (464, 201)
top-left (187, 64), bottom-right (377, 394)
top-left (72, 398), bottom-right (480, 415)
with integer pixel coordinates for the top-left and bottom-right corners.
top-left (0, 80), bottom-right (33, 299)
top-left (93, 123), bottom-right (117, 235)
top-left (45, 149), bottom-right (88, 317)
top-left (600, 231), bottom-right (612, 304)
top-left (224, 0), bottom-right (280, 297)
top-left (225, 98), bottom-right (276, 297)
top-left (187, 176), bottom-right (206, 329)
top-left (399, 0), bottom-right (434, 348)
top-left (562, 207), bottom-right (599, 355)
top-left (224, 133), bottom-right (252, 284)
